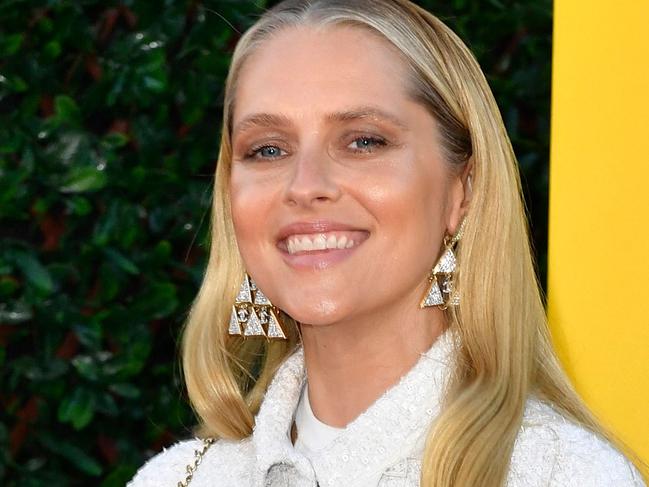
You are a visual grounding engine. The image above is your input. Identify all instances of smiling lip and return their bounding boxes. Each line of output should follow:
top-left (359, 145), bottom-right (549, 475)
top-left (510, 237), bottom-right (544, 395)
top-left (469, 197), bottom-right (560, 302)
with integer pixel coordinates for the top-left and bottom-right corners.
top-left (276, 220), bottom-right (367, 242)
top-left (276, 220), bottom-right (369, 270)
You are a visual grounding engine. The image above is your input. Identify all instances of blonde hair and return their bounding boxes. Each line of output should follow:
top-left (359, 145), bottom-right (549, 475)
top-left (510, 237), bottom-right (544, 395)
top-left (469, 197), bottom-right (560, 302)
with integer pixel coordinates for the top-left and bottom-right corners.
top-left (182, 0), bottom-right (636, 485)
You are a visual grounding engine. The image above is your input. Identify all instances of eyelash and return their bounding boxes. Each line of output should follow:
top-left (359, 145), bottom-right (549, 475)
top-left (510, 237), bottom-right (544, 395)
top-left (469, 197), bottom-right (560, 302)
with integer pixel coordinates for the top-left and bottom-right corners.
top-left (243, 135), bottom-right (388, 161)
top-left (244, 145), bottom-right (285, 160)
top-left (348, 135), bottom-right (388, 153)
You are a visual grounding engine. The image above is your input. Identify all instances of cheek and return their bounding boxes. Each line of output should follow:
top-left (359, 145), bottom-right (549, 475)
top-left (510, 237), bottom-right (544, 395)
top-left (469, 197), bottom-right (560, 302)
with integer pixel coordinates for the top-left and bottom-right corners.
top-left (359, 159), bottom-right (448, 245)
top-left (229, 173), bottom-right (270, 260)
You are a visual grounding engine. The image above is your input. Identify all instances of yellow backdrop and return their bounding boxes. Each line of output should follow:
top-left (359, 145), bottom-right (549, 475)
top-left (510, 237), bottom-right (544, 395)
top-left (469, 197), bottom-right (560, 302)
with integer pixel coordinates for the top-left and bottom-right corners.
top-left (548, 0), bottom-right (649, 478)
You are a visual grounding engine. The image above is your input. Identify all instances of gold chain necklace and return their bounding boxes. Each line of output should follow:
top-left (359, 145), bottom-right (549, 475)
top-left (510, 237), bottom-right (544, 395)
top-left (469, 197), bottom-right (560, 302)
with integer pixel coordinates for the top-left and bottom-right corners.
top-left (177, 437), bottom-right (215, 487)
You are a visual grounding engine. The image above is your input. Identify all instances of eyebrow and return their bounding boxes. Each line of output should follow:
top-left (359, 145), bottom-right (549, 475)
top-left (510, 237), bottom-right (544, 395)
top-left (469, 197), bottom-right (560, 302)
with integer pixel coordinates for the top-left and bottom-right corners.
top-left (232, 105), bottom-right (409, 136)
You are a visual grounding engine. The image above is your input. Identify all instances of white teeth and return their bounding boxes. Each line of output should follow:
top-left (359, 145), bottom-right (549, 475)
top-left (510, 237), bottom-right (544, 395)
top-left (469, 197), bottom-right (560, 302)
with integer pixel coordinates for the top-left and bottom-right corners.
top-left (301, 237), bottom-right (314, 251)
top-left (313, 234), bottom-right (327, 250)
top-left (285, 232), bottom-right (361, 254)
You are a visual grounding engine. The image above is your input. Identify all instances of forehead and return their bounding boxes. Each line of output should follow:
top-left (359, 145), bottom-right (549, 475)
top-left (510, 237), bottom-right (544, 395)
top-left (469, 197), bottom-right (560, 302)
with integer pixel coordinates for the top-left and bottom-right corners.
top-left (233, 25), bottom-right (412, 123)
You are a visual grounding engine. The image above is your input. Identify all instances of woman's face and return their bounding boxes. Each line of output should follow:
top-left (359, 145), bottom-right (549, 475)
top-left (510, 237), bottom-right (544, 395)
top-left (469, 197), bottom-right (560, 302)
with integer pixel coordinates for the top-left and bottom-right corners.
top-left (229, 25), bottom-right (466, 326)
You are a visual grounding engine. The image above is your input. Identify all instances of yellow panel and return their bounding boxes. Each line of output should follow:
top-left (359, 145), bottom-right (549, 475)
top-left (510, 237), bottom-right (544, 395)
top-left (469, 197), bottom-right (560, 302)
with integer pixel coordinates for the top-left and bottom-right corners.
top-left (548, 0), bottom-right (649, 478)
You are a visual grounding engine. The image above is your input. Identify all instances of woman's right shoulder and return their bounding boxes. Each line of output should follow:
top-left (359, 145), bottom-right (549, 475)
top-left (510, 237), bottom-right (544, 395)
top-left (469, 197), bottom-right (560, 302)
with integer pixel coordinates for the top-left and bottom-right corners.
top-left (127, 436), bottom-right (255, 487)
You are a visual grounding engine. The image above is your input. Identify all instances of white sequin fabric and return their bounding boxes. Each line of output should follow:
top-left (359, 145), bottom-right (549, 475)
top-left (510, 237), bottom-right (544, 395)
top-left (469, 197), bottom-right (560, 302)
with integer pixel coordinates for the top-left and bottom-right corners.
top-left (128, 330), bottom-right (646, 486)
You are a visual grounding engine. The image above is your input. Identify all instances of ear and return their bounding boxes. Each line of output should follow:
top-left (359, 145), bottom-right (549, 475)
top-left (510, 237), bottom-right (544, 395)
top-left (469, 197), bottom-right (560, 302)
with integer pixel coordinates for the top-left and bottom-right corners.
top-left (447, 160), bottom-right (473, 236)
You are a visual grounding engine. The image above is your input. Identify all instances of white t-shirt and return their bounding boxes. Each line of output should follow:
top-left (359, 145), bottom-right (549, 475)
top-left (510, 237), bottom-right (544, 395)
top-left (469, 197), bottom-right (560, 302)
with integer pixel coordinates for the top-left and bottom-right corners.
top-left (294, 383), bottom-right (345, 454)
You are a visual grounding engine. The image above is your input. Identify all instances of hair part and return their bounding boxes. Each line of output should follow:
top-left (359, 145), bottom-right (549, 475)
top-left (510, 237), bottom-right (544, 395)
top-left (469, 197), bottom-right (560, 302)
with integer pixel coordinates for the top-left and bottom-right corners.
top-left (181, 1), bottom-right (638, 485)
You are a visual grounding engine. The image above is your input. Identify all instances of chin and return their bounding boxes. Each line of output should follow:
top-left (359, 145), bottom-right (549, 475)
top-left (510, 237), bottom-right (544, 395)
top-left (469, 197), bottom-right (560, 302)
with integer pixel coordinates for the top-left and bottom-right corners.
top-left (281, 297), bottom-right (348, 326)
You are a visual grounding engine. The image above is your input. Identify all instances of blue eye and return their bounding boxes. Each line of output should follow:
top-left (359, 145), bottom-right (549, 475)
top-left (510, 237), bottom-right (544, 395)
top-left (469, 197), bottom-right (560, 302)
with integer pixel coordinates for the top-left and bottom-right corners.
top-left (246, 145), bottom-right (286, 160)
top-left (348, 136), bottom-right (387, 152)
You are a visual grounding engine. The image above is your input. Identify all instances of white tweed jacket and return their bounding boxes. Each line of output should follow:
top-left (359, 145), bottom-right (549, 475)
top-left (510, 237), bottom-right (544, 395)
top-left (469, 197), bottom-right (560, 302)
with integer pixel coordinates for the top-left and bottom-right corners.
top-left (129, 331), bottom-right (645, 486)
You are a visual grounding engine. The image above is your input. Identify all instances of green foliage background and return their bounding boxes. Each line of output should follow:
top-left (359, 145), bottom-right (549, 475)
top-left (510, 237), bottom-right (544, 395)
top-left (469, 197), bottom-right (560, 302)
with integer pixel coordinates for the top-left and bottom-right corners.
top-left (0, 0), bottom-right (551, 484)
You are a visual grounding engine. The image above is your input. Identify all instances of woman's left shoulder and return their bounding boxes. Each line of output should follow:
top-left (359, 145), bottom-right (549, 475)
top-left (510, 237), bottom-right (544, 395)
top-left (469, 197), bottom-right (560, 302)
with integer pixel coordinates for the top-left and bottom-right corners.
top-left (507, 396), bottom-right (646, 486)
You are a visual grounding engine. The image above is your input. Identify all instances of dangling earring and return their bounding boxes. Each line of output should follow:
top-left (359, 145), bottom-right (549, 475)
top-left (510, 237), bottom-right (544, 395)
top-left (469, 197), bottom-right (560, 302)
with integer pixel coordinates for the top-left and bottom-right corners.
top-left (228, 274), bottom-right (287, 339)
top-left (420, 219), bottom-right (466, 309)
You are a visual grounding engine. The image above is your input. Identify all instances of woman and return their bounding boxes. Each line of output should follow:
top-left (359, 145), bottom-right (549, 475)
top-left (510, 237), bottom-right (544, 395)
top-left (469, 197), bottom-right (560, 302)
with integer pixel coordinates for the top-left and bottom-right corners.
top-left (129, 0), bottom-right (646, 485)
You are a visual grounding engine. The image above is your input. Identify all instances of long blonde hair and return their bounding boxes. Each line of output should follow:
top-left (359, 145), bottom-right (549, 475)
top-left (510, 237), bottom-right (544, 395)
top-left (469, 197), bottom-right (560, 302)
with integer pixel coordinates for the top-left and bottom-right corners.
top-left (182, 0), bottom-right (630, 484)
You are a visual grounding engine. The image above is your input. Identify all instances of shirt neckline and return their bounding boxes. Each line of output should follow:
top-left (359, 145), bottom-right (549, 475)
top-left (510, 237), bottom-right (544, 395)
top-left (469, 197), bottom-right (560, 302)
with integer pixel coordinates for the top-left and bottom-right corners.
top-left (294, 383), bottom-right (345, 454)
top-left (252, 327), bottom-right (458, 486)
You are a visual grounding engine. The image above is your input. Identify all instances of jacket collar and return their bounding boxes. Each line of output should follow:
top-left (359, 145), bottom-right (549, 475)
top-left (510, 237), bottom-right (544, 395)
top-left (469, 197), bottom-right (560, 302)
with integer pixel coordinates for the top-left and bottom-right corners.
top-left (251, 328), bottom-right (457, 486)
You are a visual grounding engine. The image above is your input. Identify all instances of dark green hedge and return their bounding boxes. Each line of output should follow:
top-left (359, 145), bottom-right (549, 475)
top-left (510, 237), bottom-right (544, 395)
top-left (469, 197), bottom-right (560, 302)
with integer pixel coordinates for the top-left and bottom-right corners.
top-left (0, 0), bottom-right (551, 484)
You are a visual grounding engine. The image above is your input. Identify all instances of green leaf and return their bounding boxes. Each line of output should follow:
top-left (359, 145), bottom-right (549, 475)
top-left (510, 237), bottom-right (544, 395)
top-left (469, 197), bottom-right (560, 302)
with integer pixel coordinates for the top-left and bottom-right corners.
top-left (152, 240), bottom-right (172, 261)
top-left (12, 251), bottom-right (54, 295)
top-left (31, 197), bottom-right (49, 215)
top-left (0, 299), bottom-right (33, 324)
top-left (95, 392), bottom-right (119, 416)
top-left (109, 382), bottom-right (140, 399)
top-left (57, 387), bottom-right (95, 430)
top-left (0, 260), bottom-right (12, 274)
top-left (0, 275), bottom-right (19, 297)
top-left (37, 16), bottom-right (53, 33)
top-left (67, 195), bottom-right (92, 216)
top-left (60, 166), bottom-right (107, 193)
top-left (39, 432), bottom-right (102, 476)
top-left (101, 132), bottom-right (129, 149)
top-left (73, 322), bottom-right (102, 350)
top-left (97, 262), bottom-right (122, 301)
top-left (100, 465), bottom-right (136, 487)
top-left (0, 74), bottom-right (28, 92)
top-left (71, 355), bottom-right (100, 381)
top-left (54, 95), bottom-right (82, 126)
top-left (0, 33), bottom-right (24, 56)
top-left (134, 282), bottom-right (178, 319)
top-left (105, 325), bottom-right (152, 378)
top-left (44, 40), bottom-right (62, 59)
top-left (103, 248), bottom-right (139, 275)
top-left (142, 75), bottom-right (166, 93)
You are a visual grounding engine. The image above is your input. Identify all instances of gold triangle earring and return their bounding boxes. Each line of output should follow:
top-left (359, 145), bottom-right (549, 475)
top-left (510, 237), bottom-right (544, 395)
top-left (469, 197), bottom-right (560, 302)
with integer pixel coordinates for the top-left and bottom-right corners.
top-left (228, 274), bottom-right (287, 339)
top-left (420, 219), bottom-right (466, 310)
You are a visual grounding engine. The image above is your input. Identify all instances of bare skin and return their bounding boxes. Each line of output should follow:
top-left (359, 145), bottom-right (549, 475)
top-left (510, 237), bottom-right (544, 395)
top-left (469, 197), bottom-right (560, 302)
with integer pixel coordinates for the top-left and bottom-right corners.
top-left (229, 26), bottom-right (469, 428)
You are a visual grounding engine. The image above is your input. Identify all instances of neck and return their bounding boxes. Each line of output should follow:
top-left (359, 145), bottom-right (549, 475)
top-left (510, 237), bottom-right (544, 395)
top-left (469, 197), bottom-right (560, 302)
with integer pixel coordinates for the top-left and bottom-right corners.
top-left (299, 298), bottom-right (446, 428)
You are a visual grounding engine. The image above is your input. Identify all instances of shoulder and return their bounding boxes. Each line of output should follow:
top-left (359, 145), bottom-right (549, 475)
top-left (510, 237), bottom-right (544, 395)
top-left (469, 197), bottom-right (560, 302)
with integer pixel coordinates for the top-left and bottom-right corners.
top-left (127, 436), bottom-right (255, 487)
top-left (507, 397), bottom-right (645, 486)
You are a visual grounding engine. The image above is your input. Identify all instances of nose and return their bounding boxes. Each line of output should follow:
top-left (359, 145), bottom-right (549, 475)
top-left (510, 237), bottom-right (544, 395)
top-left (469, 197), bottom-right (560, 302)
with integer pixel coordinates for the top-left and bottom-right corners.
top-left (283, 148), bottom-right (342, 208)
